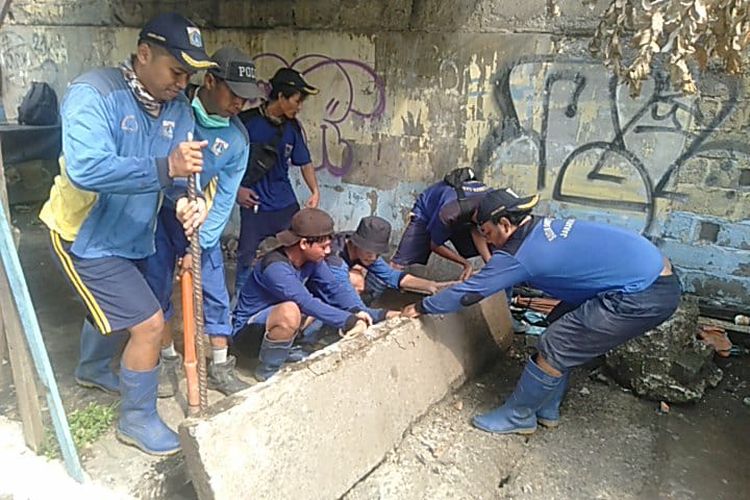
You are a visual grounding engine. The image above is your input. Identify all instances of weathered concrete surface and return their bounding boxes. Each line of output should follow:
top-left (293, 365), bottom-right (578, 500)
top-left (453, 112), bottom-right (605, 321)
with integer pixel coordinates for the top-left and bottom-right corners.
top-left (180, 295), bottom-right (512, 500)
top-left (605, 296), bottom-right (723, 403)
top-left (346, 340), bottom-right (750, 500)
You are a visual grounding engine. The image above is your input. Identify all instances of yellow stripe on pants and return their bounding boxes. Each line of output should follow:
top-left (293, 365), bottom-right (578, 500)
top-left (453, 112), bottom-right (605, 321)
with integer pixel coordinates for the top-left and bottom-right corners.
top-left (49, 231), bottom-right (112, 334)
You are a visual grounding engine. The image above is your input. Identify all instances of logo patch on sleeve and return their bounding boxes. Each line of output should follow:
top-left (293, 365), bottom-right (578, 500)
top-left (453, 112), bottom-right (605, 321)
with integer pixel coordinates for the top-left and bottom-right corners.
top-left (120, 115), bottom-right (138, 133)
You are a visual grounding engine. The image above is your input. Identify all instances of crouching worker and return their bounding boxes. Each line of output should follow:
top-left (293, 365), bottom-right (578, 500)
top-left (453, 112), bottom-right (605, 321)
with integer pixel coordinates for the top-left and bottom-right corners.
top-left (314, 215), bottom-right (453, 326)
top-left (402, 188), bottom-right (681, 434)
top-left (143, 47), bottom-right (263, 396)
top-left (232, 208), bottom-right (373, 381)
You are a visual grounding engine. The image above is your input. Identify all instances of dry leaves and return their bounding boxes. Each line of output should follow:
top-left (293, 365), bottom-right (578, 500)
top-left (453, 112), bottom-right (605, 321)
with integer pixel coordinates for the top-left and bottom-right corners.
top-left (553, 1), bottom-right (750, 95)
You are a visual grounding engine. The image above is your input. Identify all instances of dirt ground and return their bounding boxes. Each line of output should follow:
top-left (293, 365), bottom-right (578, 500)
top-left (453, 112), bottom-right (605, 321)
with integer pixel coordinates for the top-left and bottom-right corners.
top-left (346, 343), bottom-right (750, 500)
top-left (2, 205), bottom-right (750, 499)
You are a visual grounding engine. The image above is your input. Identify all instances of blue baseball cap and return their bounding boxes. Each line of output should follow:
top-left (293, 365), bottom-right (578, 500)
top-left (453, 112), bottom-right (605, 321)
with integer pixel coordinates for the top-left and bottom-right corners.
top-left (139, 13), bottom-right (216, 71)
top-left (477, 188), bottom-right (540, 225)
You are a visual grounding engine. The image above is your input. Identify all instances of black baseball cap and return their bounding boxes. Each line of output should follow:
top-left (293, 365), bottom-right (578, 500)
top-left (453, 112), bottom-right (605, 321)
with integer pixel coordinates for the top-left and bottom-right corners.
top-left (476, 188), bottom-right (540, 225)
top-left (276, 208), bottom-right (335, 246)
top-left (350, 216), bottom-right (391, 255)
top-left (139, 13), bottom-right (216, 71)
top-left (270, 68), bottom-right (319, 95)
top-left (209, 47), bottom-right (265, 100)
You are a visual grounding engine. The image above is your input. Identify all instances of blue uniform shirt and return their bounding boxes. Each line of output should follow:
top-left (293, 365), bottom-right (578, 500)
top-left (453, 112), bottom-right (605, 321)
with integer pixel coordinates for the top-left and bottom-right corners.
top-left (243, 110), bottom-right (311, 212)
top-left (163, 91), bottom-right (249, 249)
top-left (233, 248), bottom-right (363, 332)
top-left (422, 217), bottom-right (665, 314)
top-left (314, 232), bottom-right (407, 323)
top-left (40, 68), bottom-right (194, 259)
top-left (412, 180), bottom-right (490, 246)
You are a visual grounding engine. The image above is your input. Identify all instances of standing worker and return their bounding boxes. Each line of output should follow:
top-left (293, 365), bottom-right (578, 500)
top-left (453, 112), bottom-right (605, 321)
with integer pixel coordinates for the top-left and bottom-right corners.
top-left (40, 13), bottom-right (213, 455)
top-left (143, 47), bottom-right (262, 397)
top-left (234, 67), bottom-right (321, 294)
top-left (402, 188), bottom-right (680, 434)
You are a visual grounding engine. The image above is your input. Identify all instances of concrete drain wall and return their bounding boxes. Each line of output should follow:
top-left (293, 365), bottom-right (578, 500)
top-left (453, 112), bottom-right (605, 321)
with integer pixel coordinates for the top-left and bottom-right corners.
top-left (179, 294), bottom-right (512, 500)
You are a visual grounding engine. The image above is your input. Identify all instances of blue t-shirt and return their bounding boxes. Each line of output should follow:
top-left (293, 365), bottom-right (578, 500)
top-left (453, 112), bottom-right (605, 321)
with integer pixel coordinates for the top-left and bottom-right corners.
top-left (412, 180), bottom-right (490, 246)
top-left (422, 217), bottom-right (665, 314)
top-left (243, 110), bottom-right (311, 212)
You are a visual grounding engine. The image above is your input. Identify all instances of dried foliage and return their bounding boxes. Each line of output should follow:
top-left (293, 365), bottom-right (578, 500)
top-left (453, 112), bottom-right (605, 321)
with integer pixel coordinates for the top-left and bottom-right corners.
top-left (551, 1), bottom-right (750, 95)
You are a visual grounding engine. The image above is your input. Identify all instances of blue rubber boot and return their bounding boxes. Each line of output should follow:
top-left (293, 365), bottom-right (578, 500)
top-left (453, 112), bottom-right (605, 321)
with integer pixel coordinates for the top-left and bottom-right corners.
top-left (116, 363), bottom-right (180, 456)
top-left (255, 334), bottom-right (293, 382)
top-left (472, 356), bottom-right (563, 435)
top-left (537, 371), bottom-right (570, 428)
top-left (74, 320), bottom-right (127, 394)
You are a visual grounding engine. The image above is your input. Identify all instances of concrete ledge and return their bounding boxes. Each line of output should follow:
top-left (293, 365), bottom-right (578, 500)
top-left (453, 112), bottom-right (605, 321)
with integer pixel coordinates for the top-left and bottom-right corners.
top-left (180, 295), bottom-right (511, 500)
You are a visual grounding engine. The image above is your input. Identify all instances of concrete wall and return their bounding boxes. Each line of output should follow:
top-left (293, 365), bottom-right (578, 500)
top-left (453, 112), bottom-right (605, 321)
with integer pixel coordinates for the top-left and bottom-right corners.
top-left (1, 0), bottom-right (748, 305)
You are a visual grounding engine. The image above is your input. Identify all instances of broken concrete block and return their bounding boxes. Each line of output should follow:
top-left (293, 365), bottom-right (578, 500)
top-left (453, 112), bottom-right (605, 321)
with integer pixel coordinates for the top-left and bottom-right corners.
top-left (605, 296), bottom-right (723, 403)
top-left (180, 302), bottom-right (507, 500)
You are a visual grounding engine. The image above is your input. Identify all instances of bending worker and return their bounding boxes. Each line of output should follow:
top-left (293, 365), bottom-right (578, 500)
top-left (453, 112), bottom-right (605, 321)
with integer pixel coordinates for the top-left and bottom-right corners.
top-left (402, 188), bottom-right (680, 434)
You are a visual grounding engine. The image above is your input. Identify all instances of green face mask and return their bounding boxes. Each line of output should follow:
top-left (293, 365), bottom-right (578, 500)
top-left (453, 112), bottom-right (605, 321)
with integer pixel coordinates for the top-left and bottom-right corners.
top-left (191, 94), bottom-right (230, 128)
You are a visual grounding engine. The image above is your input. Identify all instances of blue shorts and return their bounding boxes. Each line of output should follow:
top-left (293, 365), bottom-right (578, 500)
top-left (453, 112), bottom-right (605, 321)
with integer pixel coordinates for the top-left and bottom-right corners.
top-left (142, 206), bottom-right (232, 336)
top-left (247, 306), bottom-right (274, 326)
top-left (538, 273), bottom-right (682, 372)
top-left (237, 203), bottom-right (299, 267)
top-left (48, 231), bottom-right (160, 335)
top-left (392, 217), bottom-right (432, 266)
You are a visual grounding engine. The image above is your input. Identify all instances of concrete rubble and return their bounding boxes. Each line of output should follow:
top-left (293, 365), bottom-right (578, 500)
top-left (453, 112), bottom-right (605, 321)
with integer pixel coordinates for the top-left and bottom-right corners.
top-left (179, 294), bottom-right (512, 500)
top-left (605, 296), bottom-right (723, 403)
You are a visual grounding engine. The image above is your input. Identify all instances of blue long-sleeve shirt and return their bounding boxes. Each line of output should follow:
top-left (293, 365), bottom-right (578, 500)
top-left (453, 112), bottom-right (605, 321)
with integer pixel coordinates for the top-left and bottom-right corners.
top-left (313, 232), bottom-right (407, 323)
top-left (163, 98), bottom-right (249, 249)
top-left (420, 217), bottom-right (665, 314)
top-left (232, 248), bottom-right (363, 333)
top-left (39, 68), bottom-right (194, 259)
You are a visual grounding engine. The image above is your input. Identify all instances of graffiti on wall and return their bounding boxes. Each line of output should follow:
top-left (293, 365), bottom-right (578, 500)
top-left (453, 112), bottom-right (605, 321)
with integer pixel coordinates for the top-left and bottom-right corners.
top-left (253, 53), bottom-right (386, 178)
top-left (483, 55), bottom-right (747, 233)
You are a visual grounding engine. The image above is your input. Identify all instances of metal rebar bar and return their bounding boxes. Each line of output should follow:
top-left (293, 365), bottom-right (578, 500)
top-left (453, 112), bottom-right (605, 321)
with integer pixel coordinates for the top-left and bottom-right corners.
top-left (186, 144), bottom-right (208, 411)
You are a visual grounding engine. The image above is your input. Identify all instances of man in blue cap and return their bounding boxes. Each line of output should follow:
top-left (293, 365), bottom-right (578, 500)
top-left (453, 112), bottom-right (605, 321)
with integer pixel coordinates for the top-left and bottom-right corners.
top-left (402, 188), bottom-right (680, 434)
top-left (144, 47), bottom-right (264, 397)
top-left (40, 12), bottom-right (215, 455)
top-left (234, 67), bottom-right (321, 295)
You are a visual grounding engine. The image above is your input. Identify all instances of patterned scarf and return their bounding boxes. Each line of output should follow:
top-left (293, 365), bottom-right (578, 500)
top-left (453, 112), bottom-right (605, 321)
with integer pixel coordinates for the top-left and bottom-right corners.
top-left (120, 57), bottom-right (161, 118)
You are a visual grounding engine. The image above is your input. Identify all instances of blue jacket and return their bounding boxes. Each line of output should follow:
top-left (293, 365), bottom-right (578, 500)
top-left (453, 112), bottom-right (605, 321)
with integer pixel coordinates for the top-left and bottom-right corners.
top-left (163, 93), bottom-right (249, 249)
top-left (420, 217), bottom-right (665, 314)
top-left (39, 68), bottom-right (194, 259)
top-left (232, 248), bottom-right (363, 332)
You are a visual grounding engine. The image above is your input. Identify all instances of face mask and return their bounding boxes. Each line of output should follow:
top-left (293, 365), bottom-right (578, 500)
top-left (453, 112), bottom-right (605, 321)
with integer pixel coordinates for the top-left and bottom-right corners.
top-left (191, 93), bottom-right (230, 128)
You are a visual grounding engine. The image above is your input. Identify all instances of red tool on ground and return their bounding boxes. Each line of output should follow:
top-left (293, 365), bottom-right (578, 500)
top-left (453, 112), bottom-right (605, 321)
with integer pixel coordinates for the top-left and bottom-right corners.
top-left (181, 269), bottom-right (200, 415)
